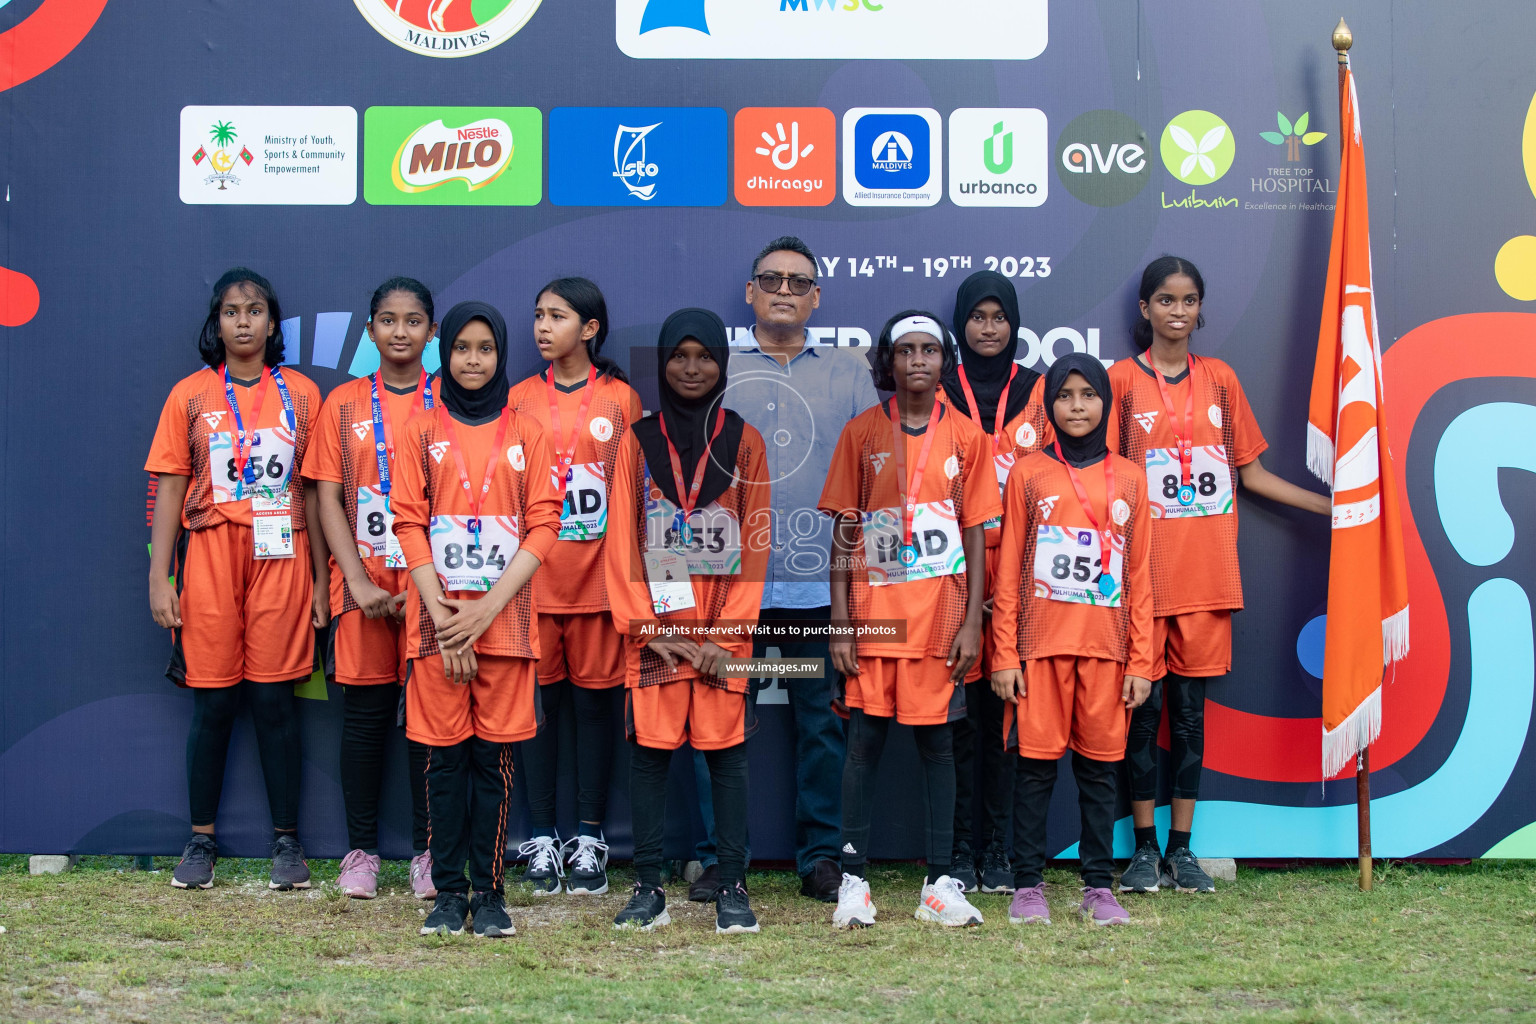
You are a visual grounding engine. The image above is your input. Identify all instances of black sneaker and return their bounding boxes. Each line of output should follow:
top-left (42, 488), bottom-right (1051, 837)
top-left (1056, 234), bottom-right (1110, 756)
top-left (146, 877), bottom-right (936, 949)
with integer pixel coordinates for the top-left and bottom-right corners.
top-left (799, 858), bottom-right (841, 903)
top-left (563, 835), bottom-right (610, 896)
top-left (171, 834), bottom-right (217, 890)
top-left (714, 880), bottom-right (760, 935)
top-left (517, 835), bottom-right (564, 895)
top-left (421, 892), bottom-right (469, 936)
top-left (1161, 847), bottom-right (1216, 893)
top-left (268, 835), bottom-right (311, 890)
top-left (613, 883), bottom-right (670, 931)
top-left (470, 890), bottom-right (515, 938)
top-left (978, 835), bottom-right (1014, 894)
top-left (688, 862), bottom-right (719, 902)
top-left (948, 838), bottom-right (978, 893)
top-left (1118, 841), bottom-right (1163, 893)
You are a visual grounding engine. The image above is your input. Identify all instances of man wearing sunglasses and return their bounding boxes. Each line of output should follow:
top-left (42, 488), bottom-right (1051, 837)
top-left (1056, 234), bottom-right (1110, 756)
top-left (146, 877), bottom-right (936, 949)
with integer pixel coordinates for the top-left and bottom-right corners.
top-left (698, 235), bottom-right (879, 903)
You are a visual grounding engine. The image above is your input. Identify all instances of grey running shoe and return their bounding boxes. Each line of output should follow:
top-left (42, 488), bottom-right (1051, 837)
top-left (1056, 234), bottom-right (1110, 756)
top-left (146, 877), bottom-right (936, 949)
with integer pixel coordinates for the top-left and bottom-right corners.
top-left (1118, 841), bottom-right (1163, 893)
top-left (614, 884), bottom-right (670, 931)
top-left (421, 892), bottom-right (469, 936)
top-left (1161, 847), bottom-right (1216, 893)
top-left (171, 834), bottom-right (217, 890)
top-left (978, 835), bottom-right (1014, 894)
top-left (268, 835), bottom-right (311, 891)
top-left (470, 891), bottom-right (515, 938)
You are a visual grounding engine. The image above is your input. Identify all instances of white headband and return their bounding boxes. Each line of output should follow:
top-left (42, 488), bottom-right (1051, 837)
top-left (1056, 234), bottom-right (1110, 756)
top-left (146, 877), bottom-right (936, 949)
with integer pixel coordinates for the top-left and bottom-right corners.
top-left (891, 315), bottom-right (946, 345)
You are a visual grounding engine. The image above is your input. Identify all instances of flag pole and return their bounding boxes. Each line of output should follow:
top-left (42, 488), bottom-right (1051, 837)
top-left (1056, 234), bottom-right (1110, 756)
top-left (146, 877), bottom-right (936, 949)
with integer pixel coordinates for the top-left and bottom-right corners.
top-left (1332, 14), bottom-right (1373, 893)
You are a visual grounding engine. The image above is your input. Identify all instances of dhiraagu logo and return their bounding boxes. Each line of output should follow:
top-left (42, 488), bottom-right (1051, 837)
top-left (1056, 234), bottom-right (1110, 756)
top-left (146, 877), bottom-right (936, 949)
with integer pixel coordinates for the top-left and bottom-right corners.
top-left (1160, 110), bottom-right (1235, 185)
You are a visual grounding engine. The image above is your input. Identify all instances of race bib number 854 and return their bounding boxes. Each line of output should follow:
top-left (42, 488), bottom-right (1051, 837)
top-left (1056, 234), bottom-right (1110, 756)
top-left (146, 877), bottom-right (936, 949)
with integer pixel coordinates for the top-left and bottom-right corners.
top-left (430, 515), bottom-right (520, 591)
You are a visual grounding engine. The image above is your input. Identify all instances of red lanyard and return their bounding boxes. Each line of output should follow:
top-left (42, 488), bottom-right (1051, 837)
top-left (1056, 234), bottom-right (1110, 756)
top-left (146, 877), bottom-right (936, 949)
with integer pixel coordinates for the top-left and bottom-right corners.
top-left (222, 366), bottom-right (270, 485)
top-left (1145, 353), bottom-right (1199, 489)
top-left (956, 364), bottom-right (1016, 456)
top-left (1056, 442), bottom-right (1118, 595)
top-left (888, 397), bottom-right (943, 559)
top-left (546, 364), bottom-right (598, 483)
top-left (436, 405), bottom-right (512, 543)
top-left (658, 407), bottom-right (726, 519)
top-left (374, 369), bottom-right (431, 467)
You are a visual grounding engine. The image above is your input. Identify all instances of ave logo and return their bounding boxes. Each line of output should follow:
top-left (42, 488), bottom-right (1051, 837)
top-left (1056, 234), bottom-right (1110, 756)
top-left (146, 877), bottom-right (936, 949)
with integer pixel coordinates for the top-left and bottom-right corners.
top-left (734, 107), bottom-right (835, 206)
top-left (1054, 110), bottom-right (1150, 207)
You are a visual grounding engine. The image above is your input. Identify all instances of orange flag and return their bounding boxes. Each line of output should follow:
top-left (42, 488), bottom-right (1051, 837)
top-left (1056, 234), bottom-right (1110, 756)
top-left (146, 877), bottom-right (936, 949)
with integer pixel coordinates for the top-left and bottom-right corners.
top-left (1307, 58), bottom-right (1410, 778)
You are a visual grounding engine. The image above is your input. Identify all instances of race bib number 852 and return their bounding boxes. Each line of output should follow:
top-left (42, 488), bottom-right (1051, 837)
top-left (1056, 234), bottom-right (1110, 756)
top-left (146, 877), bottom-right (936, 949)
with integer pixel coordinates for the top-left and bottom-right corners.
top-left (1032, 525), bottom-right (1123, 606)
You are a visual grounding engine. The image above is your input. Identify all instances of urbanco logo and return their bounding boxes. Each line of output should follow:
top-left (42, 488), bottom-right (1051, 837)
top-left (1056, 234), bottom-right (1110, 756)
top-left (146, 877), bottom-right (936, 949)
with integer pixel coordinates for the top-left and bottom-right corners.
top-left (949, 108), bottom-right (1048, 208)
top-left (1160, 110), bottom-right (1236, 185)
top-left (549, 107), bottom-right (727, 207)
top-left (616, 0), bottom-right (1047, 60)
top-left (843, 108), bottom-right (940, 207)
top-left (1054, 109), bottom-right (1149, 206)
top-left (364, 107), bottom-right (541, 206)
top-left (352, 0), bottom-right (544, 57)
top-left (734, 107), bottom-right (835, 206)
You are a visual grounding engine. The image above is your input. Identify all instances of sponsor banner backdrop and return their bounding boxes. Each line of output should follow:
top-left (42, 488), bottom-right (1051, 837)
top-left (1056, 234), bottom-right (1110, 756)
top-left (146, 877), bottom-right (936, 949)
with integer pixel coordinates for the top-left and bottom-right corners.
top-left (4, 0), bottom-right (1536, 863)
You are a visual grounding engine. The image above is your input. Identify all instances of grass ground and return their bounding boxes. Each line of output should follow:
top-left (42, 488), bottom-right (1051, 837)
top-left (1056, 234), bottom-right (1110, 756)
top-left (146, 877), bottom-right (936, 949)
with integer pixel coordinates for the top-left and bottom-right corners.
top-left (0, 855), bottom-right (1531, 1023)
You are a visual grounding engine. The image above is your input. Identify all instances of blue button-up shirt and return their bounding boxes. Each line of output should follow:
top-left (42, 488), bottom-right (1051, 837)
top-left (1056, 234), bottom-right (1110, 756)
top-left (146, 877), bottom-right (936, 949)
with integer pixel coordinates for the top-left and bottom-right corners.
top-left (727, 331), bottom-right (882, 609)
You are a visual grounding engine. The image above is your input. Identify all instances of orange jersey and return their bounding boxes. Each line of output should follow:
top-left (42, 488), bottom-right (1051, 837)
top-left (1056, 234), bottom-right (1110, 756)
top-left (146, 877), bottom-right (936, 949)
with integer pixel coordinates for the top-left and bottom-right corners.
top-left (391, 406), bottom-right (563, 661)
top-left (302, 373), bottom-right (435, 616)
top-left (942, 375), bottom-right (1053, 555)
top-left (989, 451), bottom-right (1155, 678)
top-left (1106, 355), bottom-right (1268, 615)
top-left (145, 366), bottom-right (321, 531)
top-left (604, 427), bottom-right (771, 693)
top-left (817, 403), bottom-right (1001, 659)
top-left (508, 371), bottom-right (643, 614)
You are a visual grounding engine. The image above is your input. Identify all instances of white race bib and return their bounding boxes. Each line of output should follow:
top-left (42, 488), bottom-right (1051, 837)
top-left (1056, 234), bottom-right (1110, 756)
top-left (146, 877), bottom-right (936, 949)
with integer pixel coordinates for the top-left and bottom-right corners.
top-left (1145, 445), bottom-right (1234, 520)
top-left (645, 498), bottom-right (743, 576)
top-left (356, 485), bottom-right (405, 568)
top-left (209, 426), bottom-right (295, 504)
top-left (430, 514), bottom-right (519, 591)
top-left (556, 462), bottom-right (608, 541)
top-left (645, 547), bottom-right (696, 614)
top-left (251, 488), bottom-right (294, 559)
top-left (1032, 525), bottom-right (1123, 606)
top-left (862, 500), bottom-right (965, 586)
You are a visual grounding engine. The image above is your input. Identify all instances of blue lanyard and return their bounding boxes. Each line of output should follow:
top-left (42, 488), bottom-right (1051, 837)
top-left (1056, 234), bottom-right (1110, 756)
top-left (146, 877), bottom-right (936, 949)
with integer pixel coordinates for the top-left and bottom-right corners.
top-left (369, 370), bottom-right (433, 497)
top-left (222, 365), bottom-right (295, 485)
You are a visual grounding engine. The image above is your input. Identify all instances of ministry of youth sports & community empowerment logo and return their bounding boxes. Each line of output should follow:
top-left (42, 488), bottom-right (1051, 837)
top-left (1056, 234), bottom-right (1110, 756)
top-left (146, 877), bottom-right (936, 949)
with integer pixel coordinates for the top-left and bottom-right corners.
top-left (353, 0), bottom-right (544, 57)
top-left (190, 119), bottom-right (253, 190)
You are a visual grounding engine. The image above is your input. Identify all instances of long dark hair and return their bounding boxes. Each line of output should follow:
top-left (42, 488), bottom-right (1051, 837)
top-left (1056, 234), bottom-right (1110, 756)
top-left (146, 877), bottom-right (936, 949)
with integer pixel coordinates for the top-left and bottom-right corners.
top-left (1133, 255), bottom-right (1206, 351)
top-left (872, 309), bottom-right (956, 391)
top-left (198, 268), bottom-right (285, 368)
top-left (369, 275), bottom-right (434, 325)
top-left (536, 276), bottom-right (627, 383)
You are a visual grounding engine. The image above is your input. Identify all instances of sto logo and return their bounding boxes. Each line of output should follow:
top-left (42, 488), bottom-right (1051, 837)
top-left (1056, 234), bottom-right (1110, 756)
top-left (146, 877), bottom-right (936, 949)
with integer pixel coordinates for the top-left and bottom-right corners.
top-left (640, 0), bottom-right (709, 34)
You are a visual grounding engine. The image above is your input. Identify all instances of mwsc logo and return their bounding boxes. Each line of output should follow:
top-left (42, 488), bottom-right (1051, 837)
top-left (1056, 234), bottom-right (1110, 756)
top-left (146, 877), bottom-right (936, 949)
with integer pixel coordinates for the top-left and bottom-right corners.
top-left (1054, 110), bottom-right (1149, 207)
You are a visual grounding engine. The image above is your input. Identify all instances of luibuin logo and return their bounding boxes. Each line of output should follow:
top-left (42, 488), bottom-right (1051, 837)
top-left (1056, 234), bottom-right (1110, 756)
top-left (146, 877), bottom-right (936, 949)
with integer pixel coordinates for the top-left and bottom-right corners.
top-left (613, 123), bottom-right (661, 200)
top-left (1160, 110), bottom-right (1235, 186)
top-left (1260, 111), bottom-right (1327, 162)
top-left (191, 120), bottom-right (253, 191)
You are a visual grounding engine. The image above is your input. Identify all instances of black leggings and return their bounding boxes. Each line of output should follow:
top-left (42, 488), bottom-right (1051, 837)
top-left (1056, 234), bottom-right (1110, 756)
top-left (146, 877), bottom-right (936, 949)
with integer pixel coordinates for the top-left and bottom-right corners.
top-left (427, 737), bottom-right (514, 895)
top-left (1125, 674), bottom-right (1208, 802)
top-left (1011, 752), bottom-right (1117, 890)
top-left (519, 680), bottom-right (619, 830)
top-left (839, 709), bottom-right (954, 876)
top-left (629, 742), bottom-right (748, 888)
top-left (952, 679), bottom-right (1015, 849)
top-left (186, 680), bottom-right (302, 832)
top-left (340, 683), bottom-right (431, 853)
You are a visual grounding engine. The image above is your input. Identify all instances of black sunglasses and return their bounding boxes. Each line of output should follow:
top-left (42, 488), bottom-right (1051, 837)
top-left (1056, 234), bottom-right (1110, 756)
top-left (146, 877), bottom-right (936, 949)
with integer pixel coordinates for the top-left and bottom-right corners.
top-left (752, 273), bottom-right (816, 296)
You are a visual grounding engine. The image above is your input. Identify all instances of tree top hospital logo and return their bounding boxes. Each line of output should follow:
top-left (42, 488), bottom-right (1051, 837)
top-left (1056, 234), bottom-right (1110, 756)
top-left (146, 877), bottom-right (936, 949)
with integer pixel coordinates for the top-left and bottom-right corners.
top-left (843, 108), bottom-right (940, 207)
top-left (549, 107), bottom-right (726, 207)
top-left (364, 107), bottom-right (541, 206)
top-left (352, 0), bottom-right (544, 57)
top-left (615, 0), bottom-right (1047, 60)
top-left (1161, 110), bottom-right (1236, 186)
top-left (1054, 110), bottom-right (1149, 207)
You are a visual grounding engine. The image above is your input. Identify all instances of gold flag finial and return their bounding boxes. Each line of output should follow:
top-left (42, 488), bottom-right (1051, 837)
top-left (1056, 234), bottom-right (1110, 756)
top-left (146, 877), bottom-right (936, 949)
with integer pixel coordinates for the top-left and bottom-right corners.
top-left (1333, 18), bottom-right (1353, 56)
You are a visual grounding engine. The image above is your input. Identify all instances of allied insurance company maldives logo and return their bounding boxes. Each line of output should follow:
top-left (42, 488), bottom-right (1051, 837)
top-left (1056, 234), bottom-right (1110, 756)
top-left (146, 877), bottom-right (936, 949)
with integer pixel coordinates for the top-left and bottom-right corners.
top-left (352, 0), bottom-right (544, 57)
top-left (189, 120), bottom-right (253, 190)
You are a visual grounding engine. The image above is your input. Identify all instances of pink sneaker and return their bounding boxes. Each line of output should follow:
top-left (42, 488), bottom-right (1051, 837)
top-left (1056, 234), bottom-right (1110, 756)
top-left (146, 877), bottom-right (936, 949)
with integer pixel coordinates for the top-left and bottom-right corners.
top-left (1008, 883), bottom-right (1050, 924)
top-left (337, 849), bottom-right (381, 899)
top-left (1079, 886), bottom-right (1130, 926)
top-left (410, 851), bottom-right (436, 900)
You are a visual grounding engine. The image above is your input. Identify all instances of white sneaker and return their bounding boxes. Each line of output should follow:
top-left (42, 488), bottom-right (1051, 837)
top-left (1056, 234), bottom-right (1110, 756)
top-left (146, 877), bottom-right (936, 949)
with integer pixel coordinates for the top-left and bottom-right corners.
top-left (914, 875), bottom-right (984, 927)
top-left (832, 873), bottom-right (877, 929)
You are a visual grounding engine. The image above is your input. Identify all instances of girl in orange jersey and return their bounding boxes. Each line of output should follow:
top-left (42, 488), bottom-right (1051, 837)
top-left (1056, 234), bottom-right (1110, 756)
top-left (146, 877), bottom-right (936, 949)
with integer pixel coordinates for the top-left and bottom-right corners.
top-left (1108, 256), bottom-right (1329, 895)
top-left (939, 270), bottom-right (1052, 895)
top-left (305, 277), bottom-right (439, 901)
top-left (991, 352), bottom-right (1154, 927)
top-left (820, 311), bottom-right (1000, 929)
top-left (392, 301), bottom-right (563, 938)
top-left (508, 278), bottom-right (642, 897)
top-left (146, 268), bottom-right (329, 893)
top-left (603, 309), bottom-right (770, 935)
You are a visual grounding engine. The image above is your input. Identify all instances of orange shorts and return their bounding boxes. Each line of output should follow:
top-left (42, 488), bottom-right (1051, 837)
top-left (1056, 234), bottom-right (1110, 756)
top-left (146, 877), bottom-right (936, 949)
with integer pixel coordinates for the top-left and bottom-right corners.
top-left (1005, 656), bottom-right (1130, 761)
top-left (327, 609), bottom-right (407, 685)
top-left (171, 523), bottom-right (314, 688)
top-left (844, 656), bottom-right (966, 726)
top-left (405, 654), bottom-right (543, 745)
top-left (625, 680), bottom-right (755, 751)
top-left (536, 612), bottom-right (624, 689)
top-left (1151, 611), bottom-right (1232, 679)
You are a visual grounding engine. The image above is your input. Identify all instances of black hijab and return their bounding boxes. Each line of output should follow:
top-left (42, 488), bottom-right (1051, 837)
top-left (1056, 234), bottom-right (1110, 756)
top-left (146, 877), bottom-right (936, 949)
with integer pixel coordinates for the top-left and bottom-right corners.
top-left (941, 270), bottom-right (1038, 426)
top-left (1044, 352), bottom-right (1112, 468)
top-left (437, 301), bottom-right (510, 421)
top-left (633, 308), bottom-right (745, 509)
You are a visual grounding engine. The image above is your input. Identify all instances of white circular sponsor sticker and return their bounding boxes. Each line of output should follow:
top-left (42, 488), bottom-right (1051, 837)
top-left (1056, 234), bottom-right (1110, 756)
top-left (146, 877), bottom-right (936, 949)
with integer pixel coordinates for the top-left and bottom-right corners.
top-left (507, 444), bottom-right (526, 471)
top-left (1016, 422), bottom-right (1037, 448)
top-left (1208, 404), bottom-right (1223, 429)
top-left (1112, 498), bottom-right (1131, 526)
top-left (589, 416), bottom-right (614, 442)
top-left (944, 455), bottom-right (960, 479)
